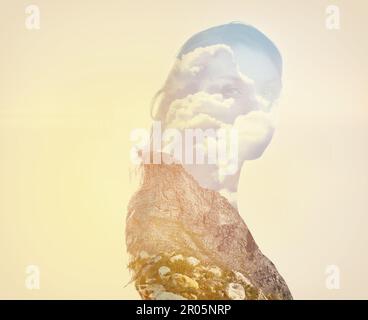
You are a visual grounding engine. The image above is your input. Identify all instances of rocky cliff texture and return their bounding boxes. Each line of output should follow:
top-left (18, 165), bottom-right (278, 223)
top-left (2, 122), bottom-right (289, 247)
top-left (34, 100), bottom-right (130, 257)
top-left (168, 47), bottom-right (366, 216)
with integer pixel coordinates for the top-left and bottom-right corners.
top-left (126, 156), bottom-right (292, 300)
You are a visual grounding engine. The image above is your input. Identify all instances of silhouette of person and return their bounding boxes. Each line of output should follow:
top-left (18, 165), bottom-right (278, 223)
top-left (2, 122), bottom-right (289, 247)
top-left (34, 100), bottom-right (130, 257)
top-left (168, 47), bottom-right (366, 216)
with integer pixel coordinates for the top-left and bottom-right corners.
top-left (127, 22), bottom-right (292, 300)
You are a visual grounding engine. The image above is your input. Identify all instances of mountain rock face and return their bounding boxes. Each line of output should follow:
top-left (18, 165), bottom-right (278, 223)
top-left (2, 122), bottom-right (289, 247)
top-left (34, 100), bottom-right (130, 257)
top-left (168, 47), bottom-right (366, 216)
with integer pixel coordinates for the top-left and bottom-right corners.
top-left (126, 156), bottom-right (292, 300)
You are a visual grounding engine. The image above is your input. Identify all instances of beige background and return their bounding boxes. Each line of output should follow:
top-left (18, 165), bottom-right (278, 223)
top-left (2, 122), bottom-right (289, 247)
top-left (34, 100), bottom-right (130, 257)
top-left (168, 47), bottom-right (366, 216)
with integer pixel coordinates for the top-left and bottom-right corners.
top-left (0, 0), bottom-right (367, 299)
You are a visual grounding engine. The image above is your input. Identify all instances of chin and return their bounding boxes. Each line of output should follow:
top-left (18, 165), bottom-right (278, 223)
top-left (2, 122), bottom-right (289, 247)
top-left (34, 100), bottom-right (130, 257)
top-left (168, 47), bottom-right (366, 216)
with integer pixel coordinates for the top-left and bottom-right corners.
top-left (242, 141), bottom-right (271, 161)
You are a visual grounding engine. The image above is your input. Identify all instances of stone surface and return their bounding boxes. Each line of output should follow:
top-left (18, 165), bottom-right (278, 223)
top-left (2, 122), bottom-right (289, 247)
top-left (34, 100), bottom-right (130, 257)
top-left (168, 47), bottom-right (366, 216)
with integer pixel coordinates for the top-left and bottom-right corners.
top-left (226, 283), bottom-right (246, 300)
top-left (155, 291), bottom-right (187, 300)
top-left (208, 266), bottom-right (222, 277)
top-left (171, 273), bottom-right (199, 290)
top-left (170, 254), bottom-right (184, 263)
top-left (186, 256), bottom-right (200, 267)
top-left (126, 155), bottom-right (292, 300)
top-left (158, 266), bottom-right (171, 278)
top-left (233, 271), bottom-right (252, 287)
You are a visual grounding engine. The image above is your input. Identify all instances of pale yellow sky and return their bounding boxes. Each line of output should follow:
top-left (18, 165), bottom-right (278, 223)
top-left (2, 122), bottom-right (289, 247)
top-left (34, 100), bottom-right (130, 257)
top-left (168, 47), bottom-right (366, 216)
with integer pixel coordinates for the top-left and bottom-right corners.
top-left (0, 0), bottom-right (368, 299)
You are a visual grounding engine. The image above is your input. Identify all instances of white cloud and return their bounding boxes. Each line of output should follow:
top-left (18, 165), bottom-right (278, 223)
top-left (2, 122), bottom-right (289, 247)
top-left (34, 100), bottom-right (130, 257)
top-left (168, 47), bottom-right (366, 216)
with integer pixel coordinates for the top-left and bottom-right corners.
top-left (156, 44), bottom-right (278, 203)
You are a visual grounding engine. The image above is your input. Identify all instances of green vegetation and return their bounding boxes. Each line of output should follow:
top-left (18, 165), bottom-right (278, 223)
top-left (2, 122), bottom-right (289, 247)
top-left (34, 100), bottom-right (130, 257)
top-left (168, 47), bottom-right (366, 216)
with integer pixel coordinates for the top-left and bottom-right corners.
top-left (128, 250), bottom-right (266, 300)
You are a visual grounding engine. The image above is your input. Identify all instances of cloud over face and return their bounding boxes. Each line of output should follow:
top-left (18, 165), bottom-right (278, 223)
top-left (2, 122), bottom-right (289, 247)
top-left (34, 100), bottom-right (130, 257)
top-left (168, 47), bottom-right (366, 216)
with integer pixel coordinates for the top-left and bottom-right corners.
top-left (161, 44), bottom-right (276, 163)
top-left (160, 45), bottom-right (268, 125)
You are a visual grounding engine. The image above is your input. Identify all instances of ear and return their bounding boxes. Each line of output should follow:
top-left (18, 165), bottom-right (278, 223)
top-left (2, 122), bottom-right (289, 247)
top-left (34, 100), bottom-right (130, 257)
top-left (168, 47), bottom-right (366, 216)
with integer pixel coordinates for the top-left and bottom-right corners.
top-left (150, 89), bottom-right (164, 120)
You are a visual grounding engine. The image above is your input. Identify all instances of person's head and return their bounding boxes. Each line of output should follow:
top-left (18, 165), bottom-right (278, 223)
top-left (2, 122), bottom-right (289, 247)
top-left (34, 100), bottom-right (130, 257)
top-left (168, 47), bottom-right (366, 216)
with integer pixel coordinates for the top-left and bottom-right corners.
top-left (152, 22), bottom-right (282, 123)
top-left (150, 22), bottom-right (282, 185)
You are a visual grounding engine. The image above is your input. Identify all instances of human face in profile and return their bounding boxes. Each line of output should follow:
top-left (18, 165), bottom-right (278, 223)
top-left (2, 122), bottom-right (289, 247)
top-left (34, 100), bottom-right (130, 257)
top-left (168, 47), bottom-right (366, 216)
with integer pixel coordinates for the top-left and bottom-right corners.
top-left (162, 44), bottom-right (276, 165)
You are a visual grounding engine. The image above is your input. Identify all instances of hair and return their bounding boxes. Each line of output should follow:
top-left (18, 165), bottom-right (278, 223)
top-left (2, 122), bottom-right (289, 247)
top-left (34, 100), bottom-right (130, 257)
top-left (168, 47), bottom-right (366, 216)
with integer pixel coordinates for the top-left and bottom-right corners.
top-left (151, 22), bottom-right (282, 120)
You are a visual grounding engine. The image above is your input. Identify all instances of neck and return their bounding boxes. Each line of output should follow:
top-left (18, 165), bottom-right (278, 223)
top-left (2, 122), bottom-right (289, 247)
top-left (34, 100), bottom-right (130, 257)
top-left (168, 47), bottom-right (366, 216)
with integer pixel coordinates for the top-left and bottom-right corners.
top-left (217, 169), bottom-right (241, 209)
top-left (182, 163), bottom-right (242, 209)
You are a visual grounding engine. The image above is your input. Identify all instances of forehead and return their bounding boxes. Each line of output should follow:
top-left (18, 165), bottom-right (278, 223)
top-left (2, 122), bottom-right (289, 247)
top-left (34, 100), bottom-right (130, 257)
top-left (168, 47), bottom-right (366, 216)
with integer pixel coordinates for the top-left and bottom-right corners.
top-left (201, 53), bottom-right (239, 79)
top-left (183, 44), bottom-right (278, 86)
